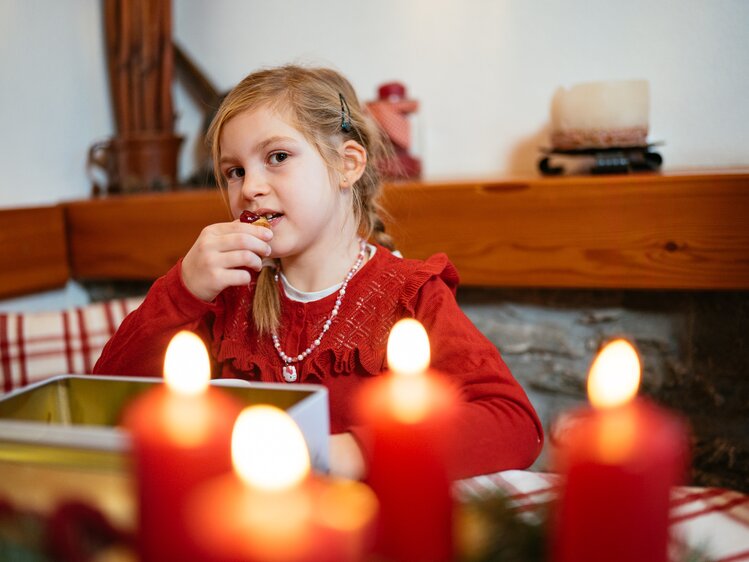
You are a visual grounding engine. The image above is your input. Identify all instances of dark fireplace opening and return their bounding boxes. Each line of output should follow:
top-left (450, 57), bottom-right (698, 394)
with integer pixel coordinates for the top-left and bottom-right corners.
top-left (457, 287), bottom-right (749, 493)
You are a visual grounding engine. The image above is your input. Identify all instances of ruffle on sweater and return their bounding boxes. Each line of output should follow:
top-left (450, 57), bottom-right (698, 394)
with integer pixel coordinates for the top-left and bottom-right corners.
top-left (306, 345), bottom-right (382, 380)
top-left (399, 252), bottom-right (459, 314)
top-left (213, 331), bottom-right (385, 383)
top-left (211, 247), bottom-right (459, 384)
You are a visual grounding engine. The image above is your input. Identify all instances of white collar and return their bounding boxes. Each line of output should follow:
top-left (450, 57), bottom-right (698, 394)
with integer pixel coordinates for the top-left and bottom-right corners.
top-left (280, 244), bottom-right (378, 303)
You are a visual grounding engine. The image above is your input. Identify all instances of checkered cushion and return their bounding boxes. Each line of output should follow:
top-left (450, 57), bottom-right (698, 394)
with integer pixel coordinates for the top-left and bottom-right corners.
top-left (0, 297), bottom-right (144, 393)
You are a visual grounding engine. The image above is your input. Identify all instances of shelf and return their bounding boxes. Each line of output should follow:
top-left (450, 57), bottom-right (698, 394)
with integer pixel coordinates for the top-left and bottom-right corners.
top-left (380, 169), bottom-right (749, 290)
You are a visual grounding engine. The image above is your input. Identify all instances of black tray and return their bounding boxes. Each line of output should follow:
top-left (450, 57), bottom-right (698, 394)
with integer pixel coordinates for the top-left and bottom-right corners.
top-left (538, 144), bottom-right (663, 175)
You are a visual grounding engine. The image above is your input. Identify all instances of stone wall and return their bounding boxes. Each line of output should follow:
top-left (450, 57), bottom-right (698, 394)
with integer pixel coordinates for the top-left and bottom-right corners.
top-left (458, 288), bottom-right (749, 493)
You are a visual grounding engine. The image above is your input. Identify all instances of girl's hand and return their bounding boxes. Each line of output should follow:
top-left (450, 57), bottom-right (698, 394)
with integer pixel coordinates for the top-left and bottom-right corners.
top-left (329, 432), bottom-right (366, 480)
top-left (181, 221), bottom-right (273, 302)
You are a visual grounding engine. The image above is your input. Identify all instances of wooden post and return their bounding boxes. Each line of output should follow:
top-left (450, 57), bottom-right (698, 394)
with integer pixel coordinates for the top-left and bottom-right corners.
top-left (93, 0), bottom-right (182, 194)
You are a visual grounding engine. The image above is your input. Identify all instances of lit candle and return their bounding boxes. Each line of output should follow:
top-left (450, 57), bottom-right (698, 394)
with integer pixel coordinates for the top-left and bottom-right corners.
top-left (122, 331), bottom-right (243, 562)
top-left (552, 339), bottom-right (689, 562)
top-left (187, 405), bottom-right (378, 562)
top-left (357, 319), bottom-right (459, 562)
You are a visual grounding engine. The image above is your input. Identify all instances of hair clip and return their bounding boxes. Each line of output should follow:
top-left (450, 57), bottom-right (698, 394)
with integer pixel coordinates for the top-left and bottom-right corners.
top-left (339, 93), bottom-right (353, 133)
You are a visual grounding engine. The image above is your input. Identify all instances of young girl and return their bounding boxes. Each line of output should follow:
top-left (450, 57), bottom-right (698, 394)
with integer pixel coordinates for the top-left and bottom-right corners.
top-left (94, 64), bottom-right (542, 480)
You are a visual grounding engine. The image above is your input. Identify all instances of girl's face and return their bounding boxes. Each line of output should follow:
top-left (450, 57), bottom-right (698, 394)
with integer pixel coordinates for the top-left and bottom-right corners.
top-left (219, 106), bottom-right (352, 260)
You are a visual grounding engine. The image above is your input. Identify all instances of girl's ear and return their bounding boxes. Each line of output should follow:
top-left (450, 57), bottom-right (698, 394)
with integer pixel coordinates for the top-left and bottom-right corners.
top-left (338, 140), bottom-right (367, 187)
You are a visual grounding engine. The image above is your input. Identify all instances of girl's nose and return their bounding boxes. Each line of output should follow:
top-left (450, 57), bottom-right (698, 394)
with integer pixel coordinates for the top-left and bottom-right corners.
top-left (241, 172), bottom-right (268, 201)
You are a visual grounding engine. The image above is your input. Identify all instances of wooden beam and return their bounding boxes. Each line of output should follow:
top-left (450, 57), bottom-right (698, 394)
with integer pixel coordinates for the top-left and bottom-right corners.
top-left (0, 206), bottom-right (69, 299)
top-left (381, 170), bottom-right (749, 289)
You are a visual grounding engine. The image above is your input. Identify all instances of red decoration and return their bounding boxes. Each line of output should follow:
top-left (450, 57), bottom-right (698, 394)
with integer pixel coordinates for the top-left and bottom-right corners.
top-left (366, 81), bottom-right (421, 180)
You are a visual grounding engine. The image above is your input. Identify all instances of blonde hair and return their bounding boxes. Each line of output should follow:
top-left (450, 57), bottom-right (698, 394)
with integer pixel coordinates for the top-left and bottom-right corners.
top-left (208, 64), bottom-right (393, 335)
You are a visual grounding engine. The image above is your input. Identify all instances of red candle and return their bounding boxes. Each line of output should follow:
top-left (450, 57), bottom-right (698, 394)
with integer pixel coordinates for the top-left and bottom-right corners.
top-left (357, 319), bottom-right (458, 562)
top-left (122, 331), bottom-right (243, 562)
top-left (187, 405), bottom-right (378, 562)
top-left (552, 339), bottom-right (689, 562)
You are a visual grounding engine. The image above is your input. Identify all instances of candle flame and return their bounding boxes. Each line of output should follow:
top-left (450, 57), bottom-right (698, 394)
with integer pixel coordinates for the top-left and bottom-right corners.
top-left (164, 331), bottom-right (211, 396)
top-left (232, 405), bottom-right (310, 492)
top-left (387, 318), bottom-right (430, 376)
top-left (587, 339), bottom-right (641, 409)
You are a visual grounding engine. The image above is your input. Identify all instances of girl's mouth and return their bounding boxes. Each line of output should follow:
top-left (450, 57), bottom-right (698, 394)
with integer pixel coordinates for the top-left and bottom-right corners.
top-left (240, 210), bottom-right (283, 225)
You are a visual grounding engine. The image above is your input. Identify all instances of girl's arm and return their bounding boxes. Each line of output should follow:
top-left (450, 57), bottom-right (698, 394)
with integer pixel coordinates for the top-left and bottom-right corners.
top-left (329, 432), bottom-right (367, 480)
top-left (94, 219), bottom-right (272, 376)
top-left (413, 277), bottom-right (544, 479)
top-left (93, 261), bottom-right (218, 377)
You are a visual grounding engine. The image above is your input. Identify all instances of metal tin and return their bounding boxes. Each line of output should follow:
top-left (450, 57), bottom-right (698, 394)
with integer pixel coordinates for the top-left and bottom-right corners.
top-left (0, 375), bottom-right (330, 472)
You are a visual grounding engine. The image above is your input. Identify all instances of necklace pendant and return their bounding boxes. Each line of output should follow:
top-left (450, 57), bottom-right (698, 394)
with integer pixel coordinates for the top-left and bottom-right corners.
top-left (272, 239), bottom-right (366, 384)
top-left (282, 364), bottom-right (298, 383)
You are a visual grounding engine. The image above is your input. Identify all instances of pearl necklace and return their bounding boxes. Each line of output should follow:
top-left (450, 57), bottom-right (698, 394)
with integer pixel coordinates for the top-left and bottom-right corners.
top-left (271, 239), bottom-right (367, 382)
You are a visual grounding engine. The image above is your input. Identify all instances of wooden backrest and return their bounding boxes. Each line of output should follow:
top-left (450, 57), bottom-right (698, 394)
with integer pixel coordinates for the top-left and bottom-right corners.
top-left (65, 190), bottom-right (228, 280)
top-left (0, 206), bottom-right (69, 299)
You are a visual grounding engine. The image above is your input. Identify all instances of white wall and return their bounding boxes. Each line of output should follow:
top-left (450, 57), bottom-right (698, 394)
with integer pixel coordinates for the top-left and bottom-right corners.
top-left (1, 0), bottom-right (112, 207)
top-left (2, 0), bottom-right (748, 210)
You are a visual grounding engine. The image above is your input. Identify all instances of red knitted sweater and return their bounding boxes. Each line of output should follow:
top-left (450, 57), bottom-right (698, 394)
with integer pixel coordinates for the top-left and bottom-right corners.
top-left (94, 245), bottom-right (543, 478)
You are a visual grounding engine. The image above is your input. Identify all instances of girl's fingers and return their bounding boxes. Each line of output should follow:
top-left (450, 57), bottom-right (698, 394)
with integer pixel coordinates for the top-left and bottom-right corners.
top-left (217, 232), bottom-right (272, 257)
top-left (220, 267), bottom-right (254, 288)
top-left (191, 235), bottom-right (271, 265)
top-left (181, 222), bottom-right (272, 301)
top-left (225, 221), bottom-right (274, 241)
top-left (198, 223), bottom-right (272, 255)
top-left (220, 249), bottom-right (265, 272)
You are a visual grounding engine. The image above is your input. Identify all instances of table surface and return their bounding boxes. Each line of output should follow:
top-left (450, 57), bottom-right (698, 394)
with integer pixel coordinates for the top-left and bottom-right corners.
top-left (456, 470), bottom-right (749, 562)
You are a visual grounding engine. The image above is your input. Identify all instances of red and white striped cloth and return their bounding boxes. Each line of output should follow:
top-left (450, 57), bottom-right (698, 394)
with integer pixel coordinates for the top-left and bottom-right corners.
top-left (456, 470), bottom-right (749, 562)
top-left (0, 297), bottom-right (143, 393)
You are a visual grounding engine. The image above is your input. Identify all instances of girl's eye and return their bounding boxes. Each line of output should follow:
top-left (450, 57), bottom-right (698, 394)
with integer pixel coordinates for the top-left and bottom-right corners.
top-left (268, 152), bottom-right (289, 165)
top-left (225, 167), bottom-right (245, 180)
